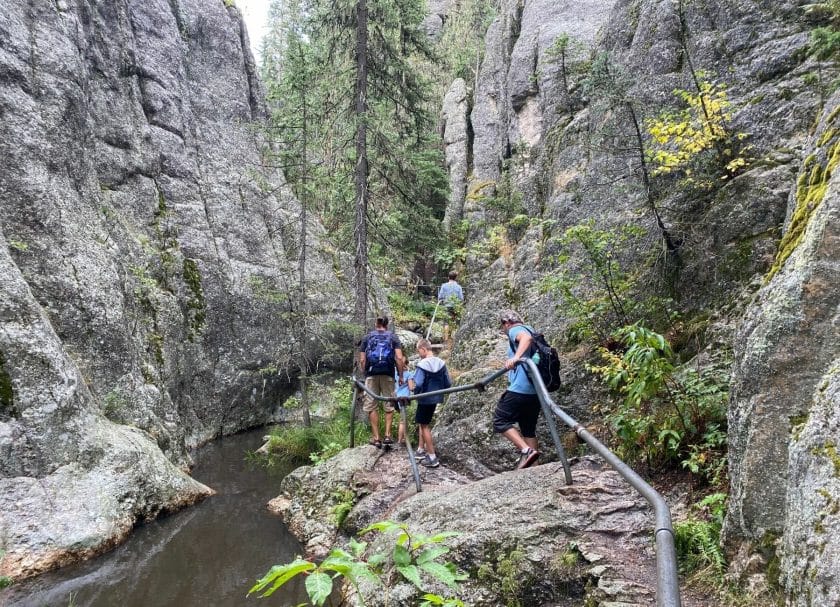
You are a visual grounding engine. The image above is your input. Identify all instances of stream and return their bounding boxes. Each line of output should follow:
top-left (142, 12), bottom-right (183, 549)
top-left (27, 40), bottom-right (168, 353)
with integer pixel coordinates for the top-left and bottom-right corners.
top-left (5, 428), bottom-right (307, 607)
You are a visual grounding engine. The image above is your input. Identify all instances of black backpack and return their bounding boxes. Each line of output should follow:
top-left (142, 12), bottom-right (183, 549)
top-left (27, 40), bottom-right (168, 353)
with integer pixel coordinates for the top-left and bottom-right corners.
top-left (509, 326), bottom-right (562, 392)
top-left (365, 331), bottom-right (396, 375)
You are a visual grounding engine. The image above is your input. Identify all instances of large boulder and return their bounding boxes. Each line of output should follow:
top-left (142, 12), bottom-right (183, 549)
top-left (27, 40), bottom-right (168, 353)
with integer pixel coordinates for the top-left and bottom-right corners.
top-left (269, 444), bottom-right (674, 606)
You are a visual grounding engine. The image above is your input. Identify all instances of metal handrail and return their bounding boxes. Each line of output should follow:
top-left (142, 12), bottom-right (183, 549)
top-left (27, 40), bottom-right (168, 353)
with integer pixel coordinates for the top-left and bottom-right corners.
top-left (519, 357), bottom-right (682, 607)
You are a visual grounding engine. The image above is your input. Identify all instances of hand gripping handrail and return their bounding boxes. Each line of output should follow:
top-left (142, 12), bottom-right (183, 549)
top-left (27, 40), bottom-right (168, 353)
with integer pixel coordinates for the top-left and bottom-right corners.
top-left (518, 357), bottom-right (682, 607)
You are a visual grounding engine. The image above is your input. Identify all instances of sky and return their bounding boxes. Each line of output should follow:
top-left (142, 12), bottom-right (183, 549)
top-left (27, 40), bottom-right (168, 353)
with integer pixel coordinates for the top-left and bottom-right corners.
top-left (236, 0), bottom-right (271, 61)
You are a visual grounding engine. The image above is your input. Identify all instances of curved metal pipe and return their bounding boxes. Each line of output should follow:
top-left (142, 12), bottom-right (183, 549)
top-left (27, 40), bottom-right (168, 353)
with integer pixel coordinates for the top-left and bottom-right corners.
top-left (519, 357), bottom-right (682, 607)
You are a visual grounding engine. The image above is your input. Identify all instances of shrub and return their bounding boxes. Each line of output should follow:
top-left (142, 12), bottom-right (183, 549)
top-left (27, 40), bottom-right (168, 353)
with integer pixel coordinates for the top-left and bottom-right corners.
top-left (589, 324), bottom-right (728, 480)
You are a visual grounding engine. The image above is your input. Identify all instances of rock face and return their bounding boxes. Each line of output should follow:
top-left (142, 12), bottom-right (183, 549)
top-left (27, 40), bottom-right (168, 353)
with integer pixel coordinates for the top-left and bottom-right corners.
top-left (0, 0), bottom-right (351, 579)
top-left (440, 78), bottom-right (470, 232)
top-left (725, 94), bottom-right (840, 601)
top-left (445, 0), bottom-right (839, 599)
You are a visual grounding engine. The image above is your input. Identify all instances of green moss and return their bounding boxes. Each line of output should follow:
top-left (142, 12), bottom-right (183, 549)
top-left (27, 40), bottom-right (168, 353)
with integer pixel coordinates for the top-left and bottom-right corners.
top-left (0, 351), bottom-right (16, 417)
top-left (149, 332), bottom-right (165, 367)
top-left (182, 258), bottom-right (206, 338)
top-left (766, 137), bottom-right (840, 282)
top-left (477, 546), bottom-right (528, 607)
top-left (790, 412), bottom-right (809, 441)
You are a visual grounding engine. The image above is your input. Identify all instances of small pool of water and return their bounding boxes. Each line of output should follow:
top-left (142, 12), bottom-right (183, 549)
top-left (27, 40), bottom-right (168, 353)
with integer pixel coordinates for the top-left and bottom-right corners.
top-left (5, 428), bottom-right (307, 607)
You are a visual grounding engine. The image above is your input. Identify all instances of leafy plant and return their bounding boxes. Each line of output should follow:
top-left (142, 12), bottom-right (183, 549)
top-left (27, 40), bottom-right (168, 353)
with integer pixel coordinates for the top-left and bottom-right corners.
top-left (249, 521), bottom-right (468, 606)
top-left (589, 324), bottom-right (728, 479)
top-left (674, 493), bottom-right (727, 576)
top-left (646, 80), bottom-right (750, 185)
top-left (256, 378), bottom-right (368, 467)
top-left (330, 488), bottom-right (356, 527)
top-left (539, 221), bottom-right (669, 344)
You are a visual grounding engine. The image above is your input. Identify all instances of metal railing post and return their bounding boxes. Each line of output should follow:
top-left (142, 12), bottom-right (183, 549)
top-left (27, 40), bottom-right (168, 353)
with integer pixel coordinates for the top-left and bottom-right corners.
top-left (349, 384), bottom-right (358, 448)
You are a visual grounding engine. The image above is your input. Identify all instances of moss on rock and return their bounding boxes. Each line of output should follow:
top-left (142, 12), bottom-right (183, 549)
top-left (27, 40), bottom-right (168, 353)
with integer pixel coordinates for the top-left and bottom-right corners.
top-left (766, 128), bottom-right (840, 282)
top-left (0, 350), bottom-right (16, 417)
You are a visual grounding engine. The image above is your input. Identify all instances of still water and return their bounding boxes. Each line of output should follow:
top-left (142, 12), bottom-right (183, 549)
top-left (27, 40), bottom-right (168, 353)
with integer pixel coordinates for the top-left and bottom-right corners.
top-left (5, 429), bottom-right (307, 607)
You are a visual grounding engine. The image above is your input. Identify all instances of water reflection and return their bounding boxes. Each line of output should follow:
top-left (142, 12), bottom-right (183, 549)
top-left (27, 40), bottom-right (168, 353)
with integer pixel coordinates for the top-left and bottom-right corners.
top-left (5, 429), bottom-right (306, 607)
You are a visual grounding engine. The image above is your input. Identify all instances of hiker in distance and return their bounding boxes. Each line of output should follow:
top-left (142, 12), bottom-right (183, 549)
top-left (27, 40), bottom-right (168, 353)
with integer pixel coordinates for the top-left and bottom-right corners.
top-left (358, 316), bottom-right (406, 449)
top-left (437, 271), bottom-right (464, 342)
top-left (408, 338), bottom-right (451, 468)
top-left (495, 309), bottom-right (541, 469)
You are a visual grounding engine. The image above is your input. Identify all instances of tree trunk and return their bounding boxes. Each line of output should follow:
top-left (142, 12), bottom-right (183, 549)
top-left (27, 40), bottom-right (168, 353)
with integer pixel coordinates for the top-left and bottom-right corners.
top-left (298, 43), bottom-right (312, 427)
top-left (353, 0), bottom-right (370, 341)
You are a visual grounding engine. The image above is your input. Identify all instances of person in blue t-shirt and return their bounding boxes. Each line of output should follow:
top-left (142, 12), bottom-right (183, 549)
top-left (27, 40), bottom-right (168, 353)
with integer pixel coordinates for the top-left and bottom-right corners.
top-left (493, 309), bottom-right (541, 470)
top-left (437, 271), bottom-right (464, 342)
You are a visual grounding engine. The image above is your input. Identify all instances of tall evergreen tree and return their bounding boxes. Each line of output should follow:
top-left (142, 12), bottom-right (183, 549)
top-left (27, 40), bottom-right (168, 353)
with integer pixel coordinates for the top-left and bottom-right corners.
top-left (262, 0), bottom-right (448, 337)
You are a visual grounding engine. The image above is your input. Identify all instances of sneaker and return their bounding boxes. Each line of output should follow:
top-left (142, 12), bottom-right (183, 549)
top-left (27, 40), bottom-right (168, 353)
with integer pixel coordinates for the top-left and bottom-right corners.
top-left (420, 455), bottom-right (440, 468)
top-left (383, 437), bottom-right (394, 446)
top-left (516, 448), bottom-right (540, 470)
top-left (415, 448), bottom-right (426, 458)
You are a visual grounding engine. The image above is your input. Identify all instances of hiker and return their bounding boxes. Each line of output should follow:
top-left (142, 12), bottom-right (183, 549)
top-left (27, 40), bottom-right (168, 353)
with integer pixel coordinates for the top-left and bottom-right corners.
top-left (437, 271), bottom-right (464, 342)
top-left (395, 352), bottom-right (413, 446)
top-left (408, 338), bottom-right (451, 468)
top-left (495, 309), bottom-right (541, 469)
top-left (358, 316), bottom-right (405, 448)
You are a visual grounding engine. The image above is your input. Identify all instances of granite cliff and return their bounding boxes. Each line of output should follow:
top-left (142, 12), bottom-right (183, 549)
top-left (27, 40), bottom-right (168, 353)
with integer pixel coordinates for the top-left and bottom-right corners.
top-left (0, 0), bottom-right (352, 579)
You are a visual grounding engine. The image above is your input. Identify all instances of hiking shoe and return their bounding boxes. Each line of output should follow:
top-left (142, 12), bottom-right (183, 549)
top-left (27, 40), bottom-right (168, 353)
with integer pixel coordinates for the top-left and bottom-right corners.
top-left (516, 448), bottom-right (540, 470)
top-left (420, 455), bottom-right (440, 468)
top-left (383, 437), bottom-right (394, 446)
top-left (415, 448), bottom-right (426, 458)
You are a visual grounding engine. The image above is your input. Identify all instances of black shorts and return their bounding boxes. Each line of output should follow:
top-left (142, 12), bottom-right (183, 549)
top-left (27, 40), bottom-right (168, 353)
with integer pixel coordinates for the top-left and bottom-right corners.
top-left (493, 390), bottom-right (541, 437)
top-left (415, 403), bottom-right (438, 425)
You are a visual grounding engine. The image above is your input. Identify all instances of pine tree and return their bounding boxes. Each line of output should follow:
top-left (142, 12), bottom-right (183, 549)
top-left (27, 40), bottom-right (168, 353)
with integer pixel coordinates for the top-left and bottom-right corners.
top-left (262, 0), bottom-right (448, 338)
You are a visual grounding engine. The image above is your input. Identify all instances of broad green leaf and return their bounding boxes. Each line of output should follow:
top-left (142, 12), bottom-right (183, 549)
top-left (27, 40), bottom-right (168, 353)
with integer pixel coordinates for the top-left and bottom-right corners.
top-left (416, 546), bottom-right (449, 565)
top-left (393, 543), bottom-right (411, 567)
top-left (420, 561), bottom-right (461, 588)
top-left (397, 564), bottom-right (423, 588)
top-left (305, 571), bottom-right (333, 606)
top-left (248, 559), bottom-right (315, 597)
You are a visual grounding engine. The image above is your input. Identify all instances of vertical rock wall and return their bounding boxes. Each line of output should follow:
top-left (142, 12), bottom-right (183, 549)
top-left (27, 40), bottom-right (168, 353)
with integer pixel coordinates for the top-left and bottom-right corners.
top-left (0, 0), bottom-right (351, 579)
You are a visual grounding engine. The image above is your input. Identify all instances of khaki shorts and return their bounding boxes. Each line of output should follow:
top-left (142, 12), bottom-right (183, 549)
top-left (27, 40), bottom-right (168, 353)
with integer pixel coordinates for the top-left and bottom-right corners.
top-left (363, 375), bottom-right (396, 413)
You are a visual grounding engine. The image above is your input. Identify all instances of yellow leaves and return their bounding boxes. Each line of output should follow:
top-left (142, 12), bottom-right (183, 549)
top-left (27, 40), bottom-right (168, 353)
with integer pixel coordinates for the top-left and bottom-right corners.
top-left (645, 80), bottom-right (749, 180)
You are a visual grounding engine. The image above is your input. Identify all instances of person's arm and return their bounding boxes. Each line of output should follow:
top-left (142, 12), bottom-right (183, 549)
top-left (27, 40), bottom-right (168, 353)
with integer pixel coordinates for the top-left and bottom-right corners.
top-left (395, 348), bottom-right (405, 382)
top-left (504, 328), bottom-right (532, 370)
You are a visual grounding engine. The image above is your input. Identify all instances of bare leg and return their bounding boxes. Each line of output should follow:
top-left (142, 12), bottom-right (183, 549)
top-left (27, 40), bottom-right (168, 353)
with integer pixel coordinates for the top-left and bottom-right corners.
top-left (524, 437), bottom-right (538, 450)
top-left (369, 410), bottom-right (380, 441)
top-left (501, 427), bottom-right (529, 451)
top-left (384, 410), bottom-right (394, 439)
top-left (420, 425), bottom-right (436, 456)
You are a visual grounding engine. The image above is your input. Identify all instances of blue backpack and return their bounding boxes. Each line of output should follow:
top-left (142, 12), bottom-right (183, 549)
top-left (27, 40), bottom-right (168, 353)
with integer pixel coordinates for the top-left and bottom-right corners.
top-left (365, 332), bottom-right (395, 375)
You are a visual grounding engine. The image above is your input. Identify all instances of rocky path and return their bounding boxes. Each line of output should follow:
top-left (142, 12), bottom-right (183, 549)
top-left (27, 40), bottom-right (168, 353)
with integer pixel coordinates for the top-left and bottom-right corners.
top-left (269, 441), bottom-right (715, 606)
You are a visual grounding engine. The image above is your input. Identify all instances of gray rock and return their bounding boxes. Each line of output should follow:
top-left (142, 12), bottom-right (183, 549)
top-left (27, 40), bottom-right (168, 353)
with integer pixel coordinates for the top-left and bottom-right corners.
top-left (724, 96), bottom-right (840, 580)
top-left (0, 0), bottom-right (351, 578)
top-left (781, 360), bottom-right (840, 607)
top-left (441, 78), bottom-right (470, 232)
top-left (271, 448), bottom-right (664, 606)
